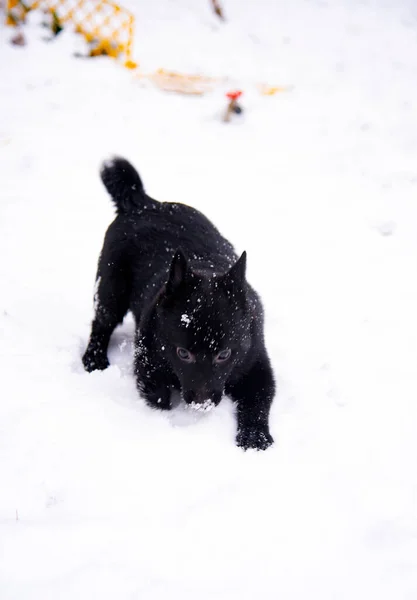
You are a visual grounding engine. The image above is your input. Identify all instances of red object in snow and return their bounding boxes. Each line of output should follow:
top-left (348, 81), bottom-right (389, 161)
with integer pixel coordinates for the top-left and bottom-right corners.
top-left (226, 90), bottom-right (243, 101)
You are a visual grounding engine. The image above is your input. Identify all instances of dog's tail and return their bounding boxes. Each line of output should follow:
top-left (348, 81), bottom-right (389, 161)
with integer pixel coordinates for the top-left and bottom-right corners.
top-left (100, 157), bottom-right (148, 214)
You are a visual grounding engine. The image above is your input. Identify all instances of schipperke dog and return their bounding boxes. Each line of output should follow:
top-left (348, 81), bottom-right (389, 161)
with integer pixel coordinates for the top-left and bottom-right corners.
top-left (83, 157), bottom-right (275, 450)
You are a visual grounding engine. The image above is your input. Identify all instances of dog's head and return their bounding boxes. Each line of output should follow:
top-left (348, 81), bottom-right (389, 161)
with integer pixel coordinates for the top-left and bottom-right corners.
top-left (156, 250), bottom-right (252, 411)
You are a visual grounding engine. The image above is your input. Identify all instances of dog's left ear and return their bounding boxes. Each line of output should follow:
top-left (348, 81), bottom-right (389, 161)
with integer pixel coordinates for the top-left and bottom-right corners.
top-left (225, 251), bottom-right (247, 283)
top-left (158, 250), bottom-right (189, 309)
top-left (166, 249), bottom-right (188, 295)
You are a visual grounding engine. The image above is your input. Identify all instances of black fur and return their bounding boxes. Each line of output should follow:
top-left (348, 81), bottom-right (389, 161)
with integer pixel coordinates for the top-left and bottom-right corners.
top-left (83, 157), bottom-right (275, 450)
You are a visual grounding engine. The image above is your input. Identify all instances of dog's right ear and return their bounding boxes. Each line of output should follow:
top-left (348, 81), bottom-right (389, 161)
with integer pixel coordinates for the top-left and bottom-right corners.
top-left (227, 251), bottom-right (247, 283)
top-left (166, 250), bottom-right (188, 295)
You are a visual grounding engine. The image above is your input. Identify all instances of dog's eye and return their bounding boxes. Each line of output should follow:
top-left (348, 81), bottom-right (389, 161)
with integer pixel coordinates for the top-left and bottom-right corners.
top-left (177, 347), bottom-right (193, 362)
top-left (215, 349), bottom-right (231, 363)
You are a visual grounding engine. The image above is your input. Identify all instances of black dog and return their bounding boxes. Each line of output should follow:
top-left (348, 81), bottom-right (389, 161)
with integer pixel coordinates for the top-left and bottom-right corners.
top-left (83, 158), bottom-right (275, 450)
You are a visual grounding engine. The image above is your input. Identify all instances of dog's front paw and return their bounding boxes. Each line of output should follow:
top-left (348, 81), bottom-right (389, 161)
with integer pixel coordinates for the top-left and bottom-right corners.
top-left (236, 426), bottom-right (274, 451)
top-left (82, 347), bottom-right (110, 372)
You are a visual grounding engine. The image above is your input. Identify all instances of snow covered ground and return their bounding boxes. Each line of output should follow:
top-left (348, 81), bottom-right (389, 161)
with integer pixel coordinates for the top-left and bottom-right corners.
top-left (1, 0), bottom-right (417, 598)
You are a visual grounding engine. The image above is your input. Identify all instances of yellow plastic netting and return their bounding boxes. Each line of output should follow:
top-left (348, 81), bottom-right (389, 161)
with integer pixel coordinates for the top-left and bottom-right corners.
top-left (6, 0), bottom-right (136, 67)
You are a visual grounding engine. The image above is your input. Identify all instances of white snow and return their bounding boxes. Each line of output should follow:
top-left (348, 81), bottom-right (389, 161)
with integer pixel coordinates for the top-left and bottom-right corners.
top-left (101, 156), bottom-right (117, 171)
top-left (1, 1), bottom-right (417, 599)
top-left (188, 400), bottom-right (216, 413)
top-left (181, 313), bottom-right (191, 327)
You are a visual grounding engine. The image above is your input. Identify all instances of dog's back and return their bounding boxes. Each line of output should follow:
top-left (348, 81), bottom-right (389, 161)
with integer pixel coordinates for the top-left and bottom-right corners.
top-left (99, 158), bottom-right (237, 319)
